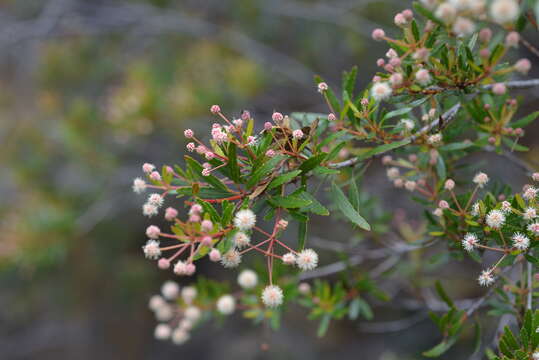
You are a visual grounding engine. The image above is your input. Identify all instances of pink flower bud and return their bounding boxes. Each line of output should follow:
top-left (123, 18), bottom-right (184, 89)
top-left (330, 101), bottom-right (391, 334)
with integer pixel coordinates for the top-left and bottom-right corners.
top-left (371, 28), bottom-right (385, 41)
top-left (241, 110), bottom-right (250, 120)
top-left (394, 13), bottom-right (407, 27)
top-left (488, 136), bottom-right (496, 144)
top-left (532, 173), bottom-right (539, 181)
top-left (146, 225), bottom-right (161, 239)
top-left (185, 263), bottom-right (196, 276)
top-left (381, 155), bottom-right (392, 165)
top-left (150, 171), bottom-right (161, 181)
top-left (292, 129), bottom-right (304, 139)
top-left (515, 128), bottom-right (523, 136)
top-left (210, 105), bottom-right (221, 114)
top-left (184, 129), bottom-right (194, 138)
top-left (505, 31), bottom-right (520, 47)
top-left (372, 75), bottom-right (381, 82)
top-left (264, 122), bottom-right (273, 130)
top-left (479, 28), bottom-right (492, 43)
top-left (444, 179), bottom-right (455, 190)
top-left (142, 163), bottom-right (155, 173)
top-left (201, 220), bottom-right (213, 232)
top-left (479, 49), bottom-right (490, 58)
top-left (402, 9), bottom-right (413, 21)
top-left (376, 58), bottom-right (385, 67)
top-left (201, 236), bottom-right (213, 246)
top-left (328, 113), bottom-right (336, 121)
top-left (165, 207), bottom-right (178, 221)
top-left (158, 258), bottom-right (170, 270)
top-left (492, 83), bottom-right (506, 95)
top-left (209, 249), bottom-right (221, 262)
top-left (438, 200), bottom-right (449, 209)
top-left (408, 154), bottom-right (418, 162)
top-left (272, 112), bottom-right (284, 122)
top-left (384, 64), bottom-right (394, 72)
top-left (361, 98), bottom-right (369, 106)
top-left (205, 152), bottom-right (215, 160)
top-left (389, 57), bottom-right (401, 67)
top-left (515, 59), bottom-right (531, 74)
top-left (189, 214), bottom-right (201, 222)
top-left (265, 149), bottom-right (276, 157)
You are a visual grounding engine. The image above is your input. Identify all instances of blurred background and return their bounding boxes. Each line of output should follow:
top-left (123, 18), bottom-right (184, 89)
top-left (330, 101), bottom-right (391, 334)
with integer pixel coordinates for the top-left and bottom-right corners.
top-left (0, 0), bottom-right (538, 359)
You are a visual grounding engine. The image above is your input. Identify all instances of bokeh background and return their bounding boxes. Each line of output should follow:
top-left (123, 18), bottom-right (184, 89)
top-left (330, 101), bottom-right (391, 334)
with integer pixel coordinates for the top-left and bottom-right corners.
top-left (1, 1), bottom-right (538, 359)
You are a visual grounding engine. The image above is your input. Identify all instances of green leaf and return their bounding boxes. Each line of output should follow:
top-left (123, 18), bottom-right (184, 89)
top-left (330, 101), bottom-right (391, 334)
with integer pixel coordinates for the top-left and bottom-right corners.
top-left (423, 338), bottom-right (457, 357)
top-left (185, 156), bottom-right (230, 192)
top-left (331, 182), bottom-right (370, 230)
top-left (317, 314), bottom-right (331, 337)
top-left (267, 170), bottom-right (302, 190)
top-left (356, 139), bottom-right (411, 161)
top-left (382, 107), bottom-right (412, 121)
top-left (300, 153), bottom-right (327, 174)
top-left (348, 298), bottom-right (361, 320)
top-left (246, 155), bottom-right (285, 188)
top-left (299, 191), bottom-right (330, 216)
top-left (268, 195), bottom-right (312, 209)
top-left (226, 142), bottom-right (241, 182)
top-left (411, 20), bottom-right (420, 41)
top-left (511, 111), bottom-right (539, 128)
top-left (435, 281), bottom-right (454, 308)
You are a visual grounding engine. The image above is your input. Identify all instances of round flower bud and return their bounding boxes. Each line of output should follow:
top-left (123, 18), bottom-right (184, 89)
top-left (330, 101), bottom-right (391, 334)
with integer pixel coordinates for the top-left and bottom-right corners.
top-left (505, 31), bottom-right (520, 47)
top-left (237, 269), bottom-right (258, 289)
top-left (444, 179), bottom-right (455, 190)
top-left (515, 59), bottom-right (531, 74)
top-left (217, 294), bottom-right (236, 315)
top-left (492, 83), bottom-right (506, 95)
top-left (161, 280), bottom-right (180, 300)
top-left (210, 104), bottom-right (221, 114)
top-left (371, 28), bottom-right (385, 41)
top-left (209, 248), bottom-right (221, 262)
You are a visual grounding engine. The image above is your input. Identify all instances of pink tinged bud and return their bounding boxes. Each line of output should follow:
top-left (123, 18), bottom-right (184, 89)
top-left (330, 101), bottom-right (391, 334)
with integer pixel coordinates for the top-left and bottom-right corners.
top-left (515, 59), bottom-right (531, 74)
top-left (488, 136), bottom-right (496, 144)
top-left (376, 58), bottom-right (385, 67)
top-left (389, 73), bottom-right (403, 86)
top-left (201, 220), bottom-right (213, 232)
top-left (413, 48), bottom-right (429, 61)
top-left (185, 263), bottom-right (196, 276)
top-left (196, 145), bottom-right (207, 154)
top-left (272, 112), bottom-right (284, 122)
top-left (209, 249), bottom-right (221, 262)
top-left (384, 64), bottom-right (394, 72)
top-left (402, 9), bottom-right (413, 21)
top-left (389, 57), bottom-right (401, 67)
top-left (328, 113), bottom-right (336, 121)
top-left (210, 105), bottom-right (221, 114)
top-left (292, 129), bottom-right (304, 139)
top-left (515, 128), bottom-right (523, 136)
top-left (492, 83), bottom-right (507, 95)
top-left (241, 110), bottom-right (250, 120)
top-left (201, 168), bottom-right (211, 177)
top-left (233, 118), bottom-right (243, 128)
top-left (150, 171), bottom-right (162, 181)
top-left (146, 225), bottom-right (161, 239)
top-left (317, 82), bottom-right (328, 92)
top-left (189, 214), bottom-right (201, 222)
top-left (484, 104), bottom-right (491, 110)
top-left (394, 13), bottom-right (407, 26)
top-left (202, 162), bottom-right (212, 169)
top-left (361, 98), bottom-right (369, 106)
top-left (165, 166), bottom-right (173, 174)
top-left (372, 75), bottom-right (381, 82)
top-left (265, 149), bottom-right (276, 157)
top-left (158, 258), bottom-right (170, 270)
top-left (201, 236), bottom-right (213, 246)
top-left (184, 129), bottom-right (194, 138)
top-left (424, 20), bottom-right (435, 32)
top-left (532, 173), bottom-right (539, 181)
top-left (444, 179), bottom-right (455, 190)
top-left (438, 200), bottom-right (449, 209)
top-left (505, 31), bottom-right (520, 47)
top-left (371, 28), bottom-right (385, 41)
top-left (165, 207), bottom-right (178, 221)
top-left (394, 178), bottom-right (404, 188)
top-left (277, 219), bottom-right (289, 230)
top-left (479, 28), bottom-right (492, 43)
top-left (190, 204), bottom-right (202, 214)
top-left (408, 154), bottom-right (418, 162)
top-left (142, 163), bottom-right (155, 174)
top-left (264, 122), bottom-right (273, 130)
top-left (479, 49), bottom-right (490, 58)
top-left (381, 155), bottom-right (392, 165)
top-left (205, 152), bottom-right (215, 160)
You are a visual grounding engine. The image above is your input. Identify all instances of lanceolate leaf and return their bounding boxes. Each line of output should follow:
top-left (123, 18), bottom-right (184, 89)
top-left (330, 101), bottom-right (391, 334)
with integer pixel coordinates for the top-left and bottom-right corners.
top-left (331, 182), bottom-right (370, 231)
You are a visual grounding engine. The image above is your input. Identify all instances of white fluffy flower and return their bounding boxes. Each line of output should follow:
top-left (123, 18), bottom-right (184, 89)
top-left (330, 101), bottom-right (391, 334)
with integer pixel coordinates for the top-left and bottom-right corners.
top-left (486, 210), bottom-right (505, 229)
top-left (146, 225), bottom-right (161, 239)
top-left (181, 286), bottom-right (197, 304)
top-left (282, 252), bottom-right (297, 265)
top-left (427, 133), bottom-right (442, 145)
top-left (143, 240), bottom-right (161, 259)
top-left (184, 306), bottom-right (201, 322)
top-left (478, 270), bottom-right (495, 286)
top-left (533, 351), bottom-right (539, 360)
top-left (221, 249), bottom-right (242, 268)
top-left (386, 167), bottom-right (400, 180)
top-left (449, 0), bottom-right (473, 10)
top-left (435, 3), bottom-right (457, 24)
top-left (216, 294), bottom-right (236, 315)
top-left (147, 193), bottom-right (164, 207)
top-left (371, 82), bottom-right (392, 102)
top-left (462, 233), bottom-right (479, 252)
top-left (296, 249), bottom-right (319, 271)
top-left (523, 186), bottom-right (538, 200)
top-left (261, 285), bottom-right (284, 307)
top-left (161, 281), bottom-right (180, 300)
top-left (528, 222), bottom-right (539, 235)
top-left (523, 207), bottom-right (537, 221)
top-left (234, 231), bottom-right (251, 249)
top-left (473, 172), bottom-right (489, 188)
top-left (415, 69), bottom-right (431, 85)
top-left (490, 0), bottom-right (520, 24)
top-left (512, 233), bottom-right (530, 250)
top-left (452, 17), bottom-right (475, 37)
top-left (154, 324), bottom-right (171, 340)
top-left (237, 269), bottom-right (258, 289)
top-left (233, 209), bottom-right (256, 231)
top-left (171, 328), bottom-right (190, 345)
top-left (400, 119), bottom-right (415, 131)
top-left (155, 304), bottom-right (174, 321)
top-left (132, 177), bottom-right (147, 193)
top-left (143, 203), bottom-right (159, 217)
top-left (149, 295), bottom-right (166, 311)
